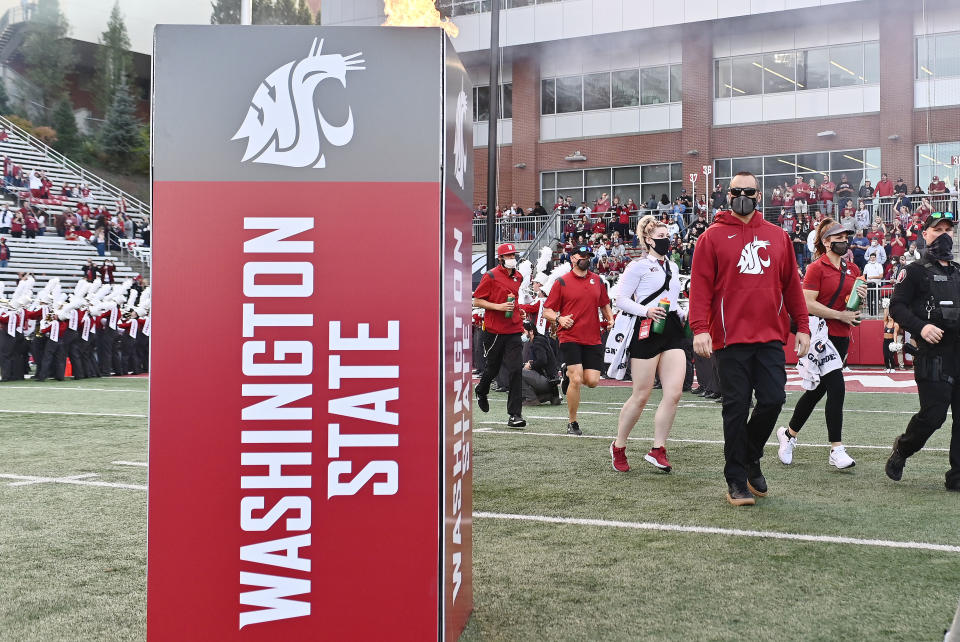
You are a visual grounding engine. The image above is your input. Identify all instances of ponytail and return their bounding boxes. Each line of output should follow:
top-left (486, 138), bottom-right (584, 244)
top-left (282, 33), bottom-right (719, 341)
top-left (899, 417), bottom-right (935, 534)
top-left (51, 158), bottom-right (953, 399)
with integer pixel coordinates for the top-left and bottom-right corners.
top-left (636, 214), bottom-right (667, 251)
top-left (813, 217), bottom-right (837, 259)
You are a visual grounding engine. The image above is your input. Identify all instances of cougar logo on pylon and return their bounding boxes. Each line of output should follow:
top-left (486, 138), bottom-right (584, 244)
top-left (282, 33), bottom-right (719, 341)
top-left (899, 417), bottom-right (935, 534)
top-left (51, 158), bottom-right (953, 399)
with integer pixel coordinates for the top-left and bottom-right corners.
top-left (453, 80), bottom-right (468, 189)
top-left (232, 38), bottom-right (365, 168)
top-left (737, 236), bottom-right (771, 274)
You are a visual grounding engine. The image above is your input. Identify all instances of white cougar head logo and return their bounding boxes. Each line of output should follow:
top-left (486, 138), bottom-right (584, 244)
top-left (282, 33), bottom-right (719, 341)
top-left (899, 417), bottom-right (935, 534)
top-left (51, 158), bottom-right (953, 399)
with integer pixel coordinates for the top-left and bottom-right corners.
top-left (737, 236), bottom-right (771, 275)
top-left (453, 80), bottom-right (468, 189)
top-left (233, 38), bottom-right (365, 168)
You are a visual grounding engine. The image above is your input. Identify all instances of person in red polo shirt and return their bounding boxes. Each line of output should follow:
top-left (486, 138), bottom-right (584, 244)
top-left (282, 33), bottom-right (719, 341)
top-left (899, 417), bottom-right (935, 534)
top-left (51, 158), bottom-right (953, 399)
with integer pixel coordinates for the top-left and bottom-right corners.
top-left (776, 219), bottom-right (867, 471)
top-left (472, 242), bottom-right (527, 428)
top-left (543, 244), bottom-right (613, 436)
top-left (875, 173), bottom-right (894, 199)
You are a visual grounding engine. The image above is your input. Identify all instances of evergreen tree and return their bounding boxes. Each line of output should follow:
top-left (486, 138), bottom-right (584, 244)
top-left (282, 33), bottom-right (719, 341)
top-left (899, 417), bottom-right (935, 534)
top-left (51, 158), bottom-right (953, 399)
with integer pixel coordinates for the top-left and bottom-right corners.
top-left (51, 97), bottom-right (80, 156)
top-left (99, 80), bottom-right (141, 172)
top-left (252, 0), bottom-right (276, 24)
top-left (295, 0), bottom-right (314, 25)
top-left (210, 0), bottom-right (240, 24)
top-left (92, 2), bottom-right (134, 117)
top-left (21, 0), bottom-right (74, 117)
top-left (0, 80), bottom-right (10, 115)
top-left (275, 0), bottom-right (297, 24)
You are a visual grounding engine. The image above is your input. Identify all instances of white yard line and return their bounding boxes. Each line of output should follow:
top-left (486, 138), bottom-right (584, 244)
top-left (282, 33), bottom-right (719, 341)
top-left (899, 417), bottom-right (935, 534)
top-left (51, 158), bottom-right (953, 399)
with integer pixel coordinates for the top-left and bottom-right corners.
top-left (112, 461), bottom-right (148, 467)
top-left (7, 473), bottom-right (98, 487)
top-left (0, 473), bottom-right (147, 491)
top-left (473, 426), bottom-right (950, 452)
top-left (0, 409), bottom-right (147, 418)
top-left (486, 399), bottom-right (926, 416)
top-left (0, 386), bottom-right (146, 393)
top-left (475, 511), bottom-right (960, 554)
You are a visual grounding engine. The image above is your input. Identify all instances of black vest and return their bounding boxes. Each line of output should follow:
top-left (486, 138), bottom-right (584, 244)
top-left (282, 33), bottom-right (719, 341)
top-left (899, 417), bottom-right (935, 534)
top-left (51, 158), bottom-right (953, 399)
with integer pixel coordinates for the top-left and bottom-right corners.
top-left (920, 259), bottom-right (960, 330)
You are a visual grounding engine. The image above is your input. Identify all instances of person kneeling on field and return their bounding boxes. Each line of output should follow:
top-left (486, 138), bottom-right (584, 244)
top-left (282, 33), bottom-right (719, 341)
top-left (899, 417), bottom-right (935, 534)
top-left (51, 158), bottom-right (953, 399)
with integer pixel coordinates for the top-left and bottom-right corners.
top-left (520, 320), bottom-right (562, 406)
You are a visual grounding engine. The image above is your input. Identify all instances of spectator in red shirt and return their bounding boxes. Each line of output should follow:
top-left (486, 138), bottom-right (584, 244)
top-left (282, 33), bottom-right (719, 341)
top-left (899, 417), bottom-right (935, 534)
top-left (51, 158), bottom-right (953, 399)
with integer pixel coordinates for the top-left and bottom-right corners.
top-left (818, 174), bottom-right (836, 217)
top-left (875, 173), bottom-right (894, 199)
top-left (929, 175), bottom-right (947, 195)
top-left (544, 244), bottom-right (613, 436)
top-left (792, 177), bottom-right (810, 215)
top-left (595, 192), bottom-right (611, 213)
top-left (472, 242), bottom-right (527, 428)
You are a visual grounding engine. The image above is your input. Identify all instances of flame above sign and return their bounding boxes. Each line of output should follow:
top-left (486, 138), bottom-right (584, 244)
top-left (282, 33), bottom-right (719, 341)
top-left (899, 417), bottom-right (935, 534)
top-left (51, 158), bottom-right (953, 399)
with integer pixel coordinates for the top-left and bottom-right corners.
top-left (383, 0), bottom-right (459, 38)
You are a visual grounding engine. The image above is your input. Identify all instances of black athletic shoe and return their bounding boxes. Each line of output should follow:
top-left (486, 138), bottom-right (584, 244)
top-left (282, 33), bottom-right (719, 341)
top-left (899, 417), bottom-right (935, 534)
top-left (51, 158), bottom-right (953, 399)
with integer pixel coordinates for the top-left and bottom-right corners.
top-left (747, 462), bottom-right (768, 497)
top-left (886, 437), bottom-right (906, 481)
top-left (703, 391), bottom-right (720, 399)
top-left (549, 396), bottom-right (562, 406)
top-left (690, 386), bottom-right (704, 395)
top-left (726, 481), bottom-right (756, 506)
top-left (477, 394), bottom-right (489, 413)
top-left (507, 415), bottom-right (526, 428)
top-left (946, 482), bottom-right (960, 493)
top-left (567, 421), bottom-right (582, 436)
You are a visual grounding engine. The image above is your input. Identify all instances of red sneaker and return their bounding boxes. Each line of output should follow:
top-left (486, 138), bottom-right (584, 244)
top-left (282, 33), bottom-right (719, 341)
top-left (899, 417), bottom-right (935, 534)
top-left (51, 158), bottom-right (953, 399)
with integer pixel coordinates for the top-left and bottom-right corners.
top-left (644, 446), bottom-right (672, 472)
top-left (610, 441), bottom-right (630, 472)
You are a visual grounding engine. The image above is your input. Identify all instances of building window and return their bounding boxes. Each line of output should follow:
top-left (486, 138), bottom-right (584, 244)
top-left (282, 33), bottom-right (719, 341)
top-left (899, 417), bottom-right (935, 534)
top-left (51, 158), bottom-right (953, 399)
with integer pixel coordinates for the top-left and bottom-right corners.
top-left (473, 83), bottom-right (512, 122)
top-left (916, 32), bottom-right (960, 79)
top-left (916, 142), bottom-right (960, 192)
top-left (541, 65), bottom-right (682, 115)
top-left (715, 42), bottom-right (879, 98)
top-left (713, 148), bottom-right (882, 213)
top-left (540, 162), bottom-right (683, 213)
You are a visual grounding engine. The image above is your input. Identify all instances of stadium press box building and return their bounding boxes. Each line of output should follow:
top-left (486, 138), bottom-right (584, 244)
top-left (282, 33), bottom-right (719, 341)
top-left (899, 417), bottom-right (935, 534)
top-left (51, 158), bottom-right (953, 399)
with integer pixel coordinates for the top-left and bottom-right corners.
top-left (150, 25), bottom-right (474, 640)
top-left (327, 0), bottom-right (960, 219)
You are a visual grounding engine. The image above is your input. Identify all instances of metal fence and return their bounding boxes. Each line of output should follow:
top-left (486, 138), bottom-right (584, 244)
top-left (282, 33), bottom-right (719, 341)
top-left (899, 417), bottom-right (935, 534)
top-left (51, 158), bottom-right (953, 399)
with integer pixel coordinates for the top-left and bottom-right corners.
top-left (472, 214), bottom-right (552, 245)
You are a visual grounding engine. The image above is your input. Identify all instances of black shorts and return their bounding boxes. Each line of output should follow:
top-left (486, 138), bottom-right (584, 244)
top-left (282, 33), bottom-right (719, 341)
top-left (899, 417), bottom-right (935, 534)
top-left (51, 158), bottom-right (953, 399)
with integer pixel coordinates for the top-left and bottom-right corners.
top-left (629, 312), bottom-right (686, 360)
top-left (560, 342), bottom-right (604, 372)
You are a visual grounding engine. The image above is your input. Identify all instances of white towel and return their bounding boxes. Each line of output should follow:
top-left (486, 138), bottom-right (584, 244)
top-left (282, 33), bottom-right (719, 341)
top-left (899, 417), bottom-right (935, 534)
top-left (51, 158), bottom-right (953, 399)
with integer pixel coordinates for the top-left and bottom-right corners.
top-left (604, 312), bottom-right (638, 380)
top-left (796, 315), bottom-right (842, 391)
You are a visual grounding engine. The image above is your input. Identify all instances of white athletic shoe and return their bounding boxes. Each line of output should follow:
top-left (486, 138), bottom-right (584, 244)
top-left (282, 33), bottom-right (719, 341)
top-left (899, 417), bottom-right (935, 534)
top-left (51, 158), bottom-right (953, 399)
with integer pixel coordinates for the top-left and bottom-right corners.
top-left (829, 445), bottom-right (856, 469)
top-left (777, 426), bottom-right (797, 465)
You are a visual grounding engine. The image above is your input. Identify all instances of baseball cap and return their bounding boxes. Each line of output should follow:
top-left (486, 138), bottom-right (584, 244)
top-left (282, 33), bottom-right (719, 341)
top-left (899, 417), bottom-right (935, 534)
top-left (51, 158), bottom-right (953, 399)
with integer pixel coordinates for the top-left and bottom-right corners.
top-left (496, 242), bottom-right (517, 256)
top-left (924, 211), bottom-right (955, 229)
top-left (572, 244), bottom-right (594, 257)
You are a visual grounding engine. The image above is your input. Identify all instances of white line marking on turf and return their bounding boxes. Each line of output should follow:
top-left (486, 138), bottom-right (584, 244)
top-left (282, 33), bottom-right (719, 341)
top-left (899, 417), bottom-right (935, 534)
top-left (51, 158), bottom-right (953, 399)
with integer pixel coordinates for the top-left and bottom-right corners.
top-left (0, 409), bottom-right (147, 418)
top-left (473, 426), bottom-right (950, 452)
top-left (112, 461), bottom-right (148, 467)
top-left (0, 473), bottom-right (147, 490)
top-left (489, 401), bottom-right (925, 416)
top-left (0, 386), bottom-right (146, 392)
top-left (475, 512), bottom-right (960, 554)
top-left (7, 473), bottom-right (99, 487)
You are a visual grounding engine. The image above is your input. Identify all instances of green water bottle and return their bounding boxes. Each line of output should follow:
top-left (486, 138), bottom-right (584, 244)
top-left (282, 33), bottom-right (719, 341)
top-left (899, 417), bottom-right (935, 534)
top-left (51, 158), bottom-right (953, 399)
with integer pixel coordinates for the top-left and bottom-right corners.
top-left (504, 294), bottom-right (516, 319)
top-left (652, 297), bottom-right (671, 334)
top-left (683, 318), bottom-right (693, 338)
top-left (845, 278), bottom-right (865, 310)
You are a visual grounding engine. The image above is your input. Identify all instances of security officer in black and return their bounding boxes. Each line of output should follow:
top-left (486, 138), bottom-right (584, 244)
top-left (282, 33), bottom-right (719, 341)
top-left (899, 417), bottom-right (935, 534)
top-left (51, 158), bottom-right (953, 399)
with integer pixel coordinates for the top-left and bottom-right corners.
top-left (887, 211), bottom-right (960, 491)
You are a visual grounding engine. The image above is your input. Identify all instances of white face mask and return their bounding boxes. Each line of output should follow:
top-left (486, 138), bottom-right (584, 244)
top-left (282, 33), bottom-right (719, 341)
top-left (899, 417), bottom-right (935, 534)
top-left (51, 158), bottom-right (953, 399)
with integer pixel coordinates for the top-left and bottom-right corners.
top-left (503, 258), bottom-right (517, 270)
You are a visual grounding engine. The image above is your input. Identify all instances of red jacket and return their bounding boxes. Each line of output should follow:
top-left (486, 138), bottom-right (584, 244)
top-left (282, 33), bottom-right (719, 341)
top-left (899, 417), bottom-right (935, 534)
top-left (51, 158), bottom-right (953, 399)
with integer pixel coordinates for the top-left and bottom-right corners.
top-left (689, 210), bottom-right (809, 350)
top-left (875, 179), bottom-right (894, 197)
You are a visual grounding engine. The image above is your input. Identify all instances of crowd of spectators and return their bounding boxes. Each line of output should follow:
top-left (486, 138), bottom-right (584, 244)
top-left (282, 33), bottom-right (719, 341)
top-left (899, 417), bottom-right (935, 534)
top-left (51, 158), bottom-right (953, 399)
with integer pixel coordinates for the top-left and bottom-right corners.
top-left (0, 152), bottom-right (148, 256)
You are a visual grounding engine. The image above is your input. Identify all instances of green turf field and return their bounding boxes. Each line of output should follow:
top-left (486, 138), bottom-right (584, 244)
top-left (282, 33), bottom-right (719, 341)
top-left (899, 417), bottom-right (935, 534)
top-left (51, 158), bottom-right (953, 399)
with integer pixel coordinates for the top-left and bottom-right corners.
top-left (0, 378), bottom-right (957, 641)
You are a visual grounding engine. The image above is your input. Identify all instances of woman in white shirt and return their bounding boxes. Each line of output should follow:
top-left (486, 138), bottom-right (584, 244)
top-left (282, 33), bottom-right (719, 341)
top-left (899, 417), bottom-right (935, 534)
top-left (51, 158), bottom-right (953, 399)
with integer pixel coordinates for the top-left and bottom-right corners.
top-left (609, 215), bottom-right (686, 473)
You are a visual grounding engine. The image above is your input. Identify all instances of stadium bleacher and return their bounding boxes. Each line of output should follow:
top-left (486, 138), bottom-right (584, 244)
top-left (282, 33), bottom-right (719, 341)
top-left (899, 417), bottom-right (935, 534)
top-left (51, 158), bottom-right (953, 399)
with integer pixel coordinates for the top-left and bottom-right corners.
top-left (0, 235), bottom-right (141, 290)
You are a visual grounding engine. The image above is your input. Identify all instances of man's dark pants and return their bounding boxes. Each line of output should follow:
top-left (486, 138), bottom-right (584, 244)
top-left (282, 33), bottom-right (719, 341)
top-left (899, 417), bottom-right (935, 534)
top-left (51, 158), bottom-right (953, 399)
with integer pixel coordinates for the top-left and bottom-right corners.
top-left (895, 352), bottom-right (960, 488)
top-left (476, 331), bottom-right (523, 417)
top-left (716, 341), bottom-right (787, 484)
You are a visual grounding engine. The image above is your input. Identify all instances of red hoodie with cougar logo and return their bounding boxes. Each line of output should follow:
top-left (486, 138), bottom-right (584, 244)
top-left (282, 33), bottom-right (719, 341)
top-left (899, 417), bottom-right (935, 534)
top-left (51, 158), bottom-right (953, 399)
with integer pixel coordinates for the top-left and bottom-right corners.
top-left (689, 210), bottom-right (809, 350)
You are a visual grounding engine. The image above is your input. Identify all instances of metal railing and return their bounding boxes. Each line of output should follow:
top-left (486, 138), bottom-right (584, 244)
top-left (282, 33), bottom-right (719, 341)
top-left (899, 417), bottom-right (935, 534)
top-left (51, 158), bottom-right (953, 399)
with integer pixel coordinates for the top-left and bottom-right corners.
top-left (0, 3), bottom-right (33, 33)
top-left (761, 194), bottom-right (959, 227)
top-left (521, 208), bottom-right (563, 262)
top-left (472, 214), bottom-right (551, 245)
top-left (0, 114), bottom-right (151, 220)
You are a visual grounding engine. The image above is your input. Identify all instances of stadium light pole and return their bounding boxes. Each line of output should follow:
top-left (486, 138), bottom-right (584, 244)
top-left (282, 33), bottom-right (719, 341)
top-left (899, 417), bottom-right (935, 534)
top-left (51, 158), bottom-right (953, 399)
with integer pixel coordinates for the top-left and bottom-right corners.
top-left (485, 0), bottom-right (501, 269)
top-left (241, 0), bottom-right (252, 25)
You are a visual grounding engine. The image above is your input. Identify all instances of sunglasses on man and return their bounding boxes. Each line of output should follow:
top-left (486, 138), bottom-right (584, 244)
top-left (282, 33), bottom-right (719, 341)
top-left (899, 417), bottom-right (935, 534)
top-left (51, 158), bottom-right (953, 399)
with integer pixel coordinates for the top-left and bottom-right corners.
top-left (929, 211), bottom-right (955, 221)
top-left (728, 187), bottom-right (758, 197)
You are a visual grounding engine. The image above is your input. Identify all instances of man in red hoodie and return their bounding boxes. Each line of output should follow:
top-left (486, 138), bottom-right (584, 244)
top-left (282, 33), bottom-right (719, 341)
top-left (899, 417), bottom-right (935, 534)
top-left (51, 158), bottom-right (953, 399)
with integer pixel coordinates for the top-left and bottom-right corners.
top-left (690, 171), bottom-right (810, 506)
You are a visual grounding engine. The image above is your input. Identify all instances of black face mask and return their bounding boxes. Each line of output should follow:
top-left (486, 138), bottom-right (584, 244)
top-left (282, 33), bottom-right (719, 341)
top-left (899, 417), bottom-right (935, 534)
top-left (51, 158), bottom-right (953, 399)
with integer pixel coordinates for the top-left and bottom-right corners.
top-left (576, 258), bottom-right (591, 271)
top-left (830, 241), bottom-right (849, 256)
top-left (651, 237), bottom-right (671, 256)
top-left (927, 233), bottom-right (954, 261)
top-left (731, 196), bottom-right (757, 216)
